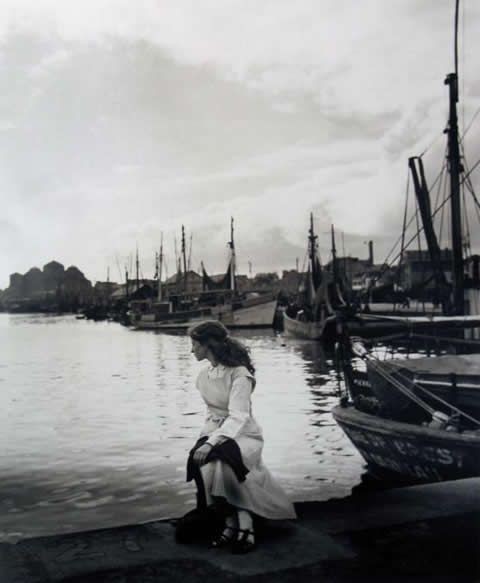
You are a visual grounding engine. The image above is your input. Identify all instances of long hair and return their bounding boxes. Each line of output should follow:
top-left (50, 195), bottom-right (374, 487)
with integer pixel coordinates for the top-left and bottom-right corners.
top-left (188, 320), bottom-right (255, 375)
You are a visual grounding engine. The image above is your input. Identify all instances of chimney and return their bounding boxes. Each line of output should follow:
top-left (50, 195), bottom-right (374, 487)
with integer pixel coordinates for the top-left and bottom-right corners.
top-left (368, 241), bottom-right (374, 266)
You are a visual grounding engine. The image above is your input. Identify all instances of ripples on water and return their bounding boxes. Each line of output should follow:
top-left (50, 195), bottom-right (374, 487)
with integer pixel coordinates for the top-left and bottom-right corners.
top-left (0, 313), bottom-right (365, 541)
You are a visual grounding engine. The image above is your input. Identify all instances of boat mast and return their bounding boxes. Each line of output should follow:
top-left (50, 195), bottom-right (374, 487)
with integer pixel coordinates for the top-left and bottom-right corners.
top-left (445, 0), bottom-right (464, 314)
top-left (135, 245), bottom-right (140, 291)
top-left (229, 217), bottom-right (236, 293)
top-left (308, 213), bottom-right (319, 286)
top-left (331, 224), bottom-right (338, 286)
top-left (181, 225), bottom-right (188, 293)
top-left (157, 233), bottom-right (164, 301)
top-left (187, 234), bottom-right (193, 272)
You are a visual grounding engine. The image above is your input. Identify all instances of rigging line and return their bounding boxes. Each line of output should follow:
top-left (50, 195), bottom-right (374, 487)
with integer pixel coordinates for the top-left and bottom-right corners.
top-left (462, 188), bottom-right (471, 257)
top-left (418, 131), bottom-right (444, 159)
top-left (372, 161), bottom-right (449, 282)
top-left (381, 161), bottom-right (448, 269)
top-left (462, 168), bottom-right (480, 209)
top-left (414, 195), bottom-right (423, 269)
top-left (410, 332), bottom-right (480, 347)
top-left (460, 106), bottom-right (480, 142)
top-left (361, 349), bottom-right (480, 425)
top-left (433, 150), bottom-right (445, 211)
top-left (438, 162), bottom-right (448, 244)
top-left (461, 158), bottom-right (480, 187)
top-left (461, 168), bottom-right (480, 226)
top-left (383, 193), bottom-right (453, 274)
top-left (414, 199), bottom-right (427, 312)
top-left (391, 368), bottom-right (480, 427)
top-left (398, 171), bottom-right (410, 277)
top-left (467, 183), bottom-right (480, 225)
top-left (473, 198), bottom-right (480, 226)
top-left (296, 251), bottom-right (308, 294)
top-left (366, 360), bottom-right (436, 414)
top-left (371, 357), bottom-right (480, 426)
top-left (374, 192), bottom-right (449, 286)
top-left (460, 143), bottom-right (478, 191)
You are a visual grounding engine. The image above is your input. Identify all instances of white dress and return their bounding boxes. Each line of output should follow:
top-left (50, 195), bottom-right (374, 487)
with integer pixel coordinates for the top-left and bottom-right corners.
top-left (196, 363), bottom-right (296, 520)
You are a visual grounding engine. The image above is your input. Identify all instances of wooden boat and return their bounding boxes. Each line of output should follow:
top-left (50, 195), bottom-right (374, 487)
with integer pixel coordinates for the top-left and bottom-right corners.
top-left (132, 220), bottom-right (277, 330)
top-left (332, 321), bottom-right (480, 484)
top-left (334, 26), bottom-right (480, 476)
top-left (132, 294), bottom-right (277, 330)
top-left (283, 218), bottom-right (355, 341)
top-left (287, 0), bottom-right (480, 342)
top-left (332, 403), bottom-right (480, 483)
top-left (283, 311), bottom-right (328, 340)
top-left (284, 304), bottom-right (480, 342)
top-left (366, 351), bottom-right (480, 419)
top-left (281, 214), bottom-right (480, 342)
top-left (332, 314), bottom-right (480, 484)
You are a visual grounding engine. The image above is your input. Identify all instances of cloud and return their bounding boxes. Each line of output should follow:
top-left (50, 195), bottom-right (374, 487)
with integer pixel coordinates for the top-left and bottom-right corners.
top-left (0, 2), bottom-right (479, 287)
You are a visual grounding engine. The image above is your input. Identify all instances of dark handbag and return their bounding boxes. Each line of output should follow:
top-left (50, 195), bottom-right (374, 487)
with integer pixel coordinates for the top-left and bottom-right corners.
top-left (174, 506), bottom-right (223, 544)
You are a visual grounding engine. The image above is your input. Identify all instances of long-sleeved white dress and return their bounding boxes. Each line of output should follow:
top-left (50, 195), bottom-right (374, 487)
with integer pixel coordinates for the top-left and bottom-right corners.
top-left (196, 363), bottom-right (296, 520)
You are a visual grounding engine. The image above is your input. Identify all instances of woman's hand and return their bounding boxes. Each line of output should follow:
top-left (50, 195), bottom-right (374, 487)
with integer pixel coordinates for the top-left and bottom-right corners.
top-left (193, 443), bottom-right (213, 466)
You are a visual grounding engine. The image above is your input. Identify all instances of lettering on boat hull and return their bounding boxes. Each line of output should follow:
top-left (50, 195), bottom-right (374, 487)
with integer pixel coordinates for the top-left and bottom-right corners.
top-left (341, 425), bottom-right (476, 482)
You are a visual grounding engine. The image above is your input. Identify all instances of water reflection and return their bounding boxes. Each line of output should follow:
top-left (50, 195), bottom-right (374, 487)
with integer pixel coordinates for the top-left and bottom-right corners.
top-left (0, 315), bottom-right (365, 541)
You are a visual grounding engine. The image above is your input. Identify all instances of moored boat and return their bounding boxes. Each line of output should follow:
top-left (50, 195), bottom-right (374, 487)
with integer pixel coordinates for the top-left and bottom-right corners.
top-left (283, 310), bottom-right (329, 340)
top-left (366, 350), bottom-right (480, 419)
top-left (332, 322), bottom-right (480, 484)
top-left (332, 403), bottom-right (480, 483)
top-left (132, 293), bottom-right (277, 330)
top-left (131, 219), bottom-right (277, 330)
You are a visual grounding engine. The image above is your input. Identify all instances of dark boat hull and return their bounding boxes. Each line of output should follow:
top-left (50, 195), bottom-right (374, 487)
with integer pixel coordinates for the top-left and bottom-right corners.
top-left (332, 404), bottom-right (480, 484)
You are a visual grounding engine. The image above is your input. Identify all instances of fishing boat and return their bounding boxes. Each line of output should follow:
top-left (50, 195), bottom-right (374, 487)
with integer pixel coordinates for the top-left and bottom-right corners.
top-left (283, 216), bottom-right (354, 340)
top-left (131, 220), bottom-right (277, 330)
top-left (332, 331), bottom-right (480, 483)
top-left (287, 0), bottom-right (480, 342)
top-left (332, 403), bottom-right (480, 484)
top-left (332, 0), bottom-right (480, 484)
top-left (281, 216), bottom-right (475, 341)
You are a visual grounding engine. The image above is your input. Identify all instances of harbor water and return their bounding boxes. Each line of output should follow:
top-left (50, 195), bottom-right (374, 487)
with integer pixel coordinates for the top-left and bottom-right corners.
top-left (0, 314), bottom-right (365, 542)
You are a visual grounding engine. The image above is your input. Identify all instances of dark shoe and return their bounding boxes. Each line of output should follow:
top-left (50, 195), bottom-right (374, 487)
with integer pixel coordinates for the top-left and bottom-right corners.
top-left (231, 528), bottom-right (256, 554)
top-left (210, 526), bottom-right (237, 549)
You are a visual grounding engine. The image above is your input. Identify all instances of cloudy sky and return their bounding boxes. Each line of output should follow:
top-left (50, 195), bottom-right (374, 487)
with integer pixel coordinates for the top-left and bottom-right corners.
top-left (1, 0), bottom-right (479, 287)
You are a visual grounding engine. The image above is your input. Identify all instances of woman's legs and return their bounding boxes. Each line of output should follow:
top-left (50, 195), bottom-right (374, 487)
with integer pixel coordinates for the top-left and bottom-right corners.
top-left (236, 509), bottom-right (255, 544)
top-left (211, 510), bottom-right (238, 546)
top-left (230, 508), bottom-right (255, 553)
top-left (199, 462), bottom-right (255, 551)
top-left (199, 462), bottom-right (215, 506)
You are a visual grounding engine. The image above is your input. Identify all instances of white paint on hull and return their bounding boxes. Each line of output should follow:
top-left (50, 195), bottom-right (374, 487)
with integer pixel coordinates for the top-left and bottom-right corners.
top-left (283, 312), bottom-right (326, 340)
top-left (134, 298), bottom-right (277, 330)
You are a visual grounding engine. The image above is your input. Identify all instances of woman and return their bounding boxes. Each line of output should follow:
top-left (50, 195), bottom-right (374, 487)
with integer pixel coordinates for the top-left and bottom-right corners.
top-left (187, 320), bottom-right (296, 554)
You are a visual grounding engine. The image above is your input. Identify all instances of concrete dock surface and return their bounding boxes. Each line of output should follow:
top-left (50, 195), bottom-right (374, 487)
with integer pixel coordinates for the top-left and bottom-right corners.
top-left (1, 477), bottom-right (479, 583)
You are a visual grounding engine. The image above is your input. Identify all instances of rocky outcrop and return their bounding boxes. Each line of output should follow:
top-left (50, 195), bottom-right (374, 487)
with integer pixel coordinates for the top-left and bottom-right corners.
top-left (43, 261), bottom-right (65, 291)
top-left (2, 261), bottom-right (93, 311)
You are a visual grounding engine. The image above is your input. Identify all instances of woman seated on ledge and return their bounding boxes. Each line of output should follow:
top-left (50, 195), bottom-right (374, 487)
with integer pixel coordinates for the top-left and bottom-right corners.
top-left (186, 320), bottom-right (296, 554)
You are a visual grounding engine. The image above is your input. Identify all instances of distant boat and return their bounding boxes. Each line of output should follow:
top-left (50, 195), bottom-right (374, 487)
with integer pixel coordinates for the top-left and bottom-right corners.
top-left (282, 216), bottom-right (352, 340)
top-left (281, 216), bottom-right (469, 341)
top-left (131, 219), bottom-right (277, 330)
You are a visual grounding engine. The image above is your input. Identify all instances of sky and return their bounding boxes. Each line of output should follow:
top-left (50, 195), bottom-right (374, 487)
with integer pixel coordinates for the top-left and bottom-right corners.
top-left (1, 0), bottom-right (479, 288)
